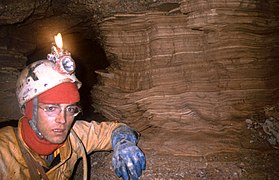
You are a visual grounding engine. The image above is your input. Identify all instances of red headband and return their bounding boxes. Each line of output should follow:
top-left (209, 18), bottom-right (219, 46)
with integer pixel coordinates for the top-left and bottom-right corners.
top-left (25, 82), bottom-right (80, 119)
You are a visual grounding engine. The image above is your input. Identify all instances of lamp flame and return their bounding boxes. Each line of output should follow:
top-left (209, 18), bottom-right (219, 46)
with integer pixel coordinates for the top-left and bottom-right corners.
top-left (48, 32), bottom-right (73, 73)
top-left (54, 33), bottom-right (63, 49)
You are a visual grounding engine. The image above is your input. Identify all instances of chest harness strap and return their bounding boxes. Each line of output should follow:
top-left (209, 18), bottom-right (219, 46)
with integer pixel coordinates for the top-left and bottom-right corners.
top-left (14, 128), bottom-right (49, 180)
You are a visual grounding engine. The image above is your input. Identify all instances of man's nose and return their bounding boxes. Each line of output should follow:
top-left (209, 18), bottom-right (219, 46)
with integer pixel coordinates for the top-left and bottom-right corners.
top-left (55, 109), bottom-right (66, 124)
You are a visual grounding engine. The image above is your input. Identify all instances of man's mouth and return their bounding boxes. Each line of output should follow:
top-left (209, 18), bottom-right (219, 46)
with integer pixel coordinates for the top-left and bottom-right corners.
top-left (53, 129), bottom-right (65, 134)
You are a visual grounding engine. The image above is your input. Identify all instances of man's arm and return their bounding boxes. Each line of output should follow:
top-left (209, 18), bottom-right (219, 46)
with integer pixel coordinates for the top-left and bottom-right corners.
top-left (72, 120), bottom-right (124, 152)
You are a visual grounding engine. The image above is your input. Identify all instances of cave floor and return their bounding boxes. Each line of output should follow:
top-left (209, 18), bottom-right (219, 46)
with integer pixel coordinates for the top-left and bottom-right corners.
top-left (1, 118), bottom-right (278, 179)
top-left (72, 121), bottom-right (279, 180)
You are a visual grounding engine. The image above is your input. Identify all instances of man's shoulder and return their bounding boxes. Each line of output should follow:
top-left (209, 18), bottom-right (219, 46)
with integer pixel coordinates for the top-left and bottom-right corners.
top-left (0, 126), bottom-right (16, 135)
top-left (0, 126), bottom-right (17, 146)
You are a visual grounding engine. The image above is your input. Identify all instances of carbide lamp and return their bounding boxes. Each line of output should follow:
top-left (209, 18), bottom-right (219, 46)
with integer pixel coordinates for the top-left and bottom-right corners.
top-left (47, 33), bottom-right (76, 74)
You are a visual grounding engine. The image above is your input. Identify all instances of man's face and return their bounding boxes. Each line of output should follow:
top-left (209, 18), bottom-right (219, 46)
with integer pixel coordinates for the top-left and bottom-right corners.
top-left (37, 103), bottom-right (78, 144)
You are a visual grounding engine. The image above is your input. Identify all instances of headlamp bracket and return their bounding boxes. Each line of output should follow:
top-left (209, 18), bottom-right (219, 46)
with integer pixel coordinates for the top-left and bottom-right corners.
top-left (47, 44), bottom-right (76, 75)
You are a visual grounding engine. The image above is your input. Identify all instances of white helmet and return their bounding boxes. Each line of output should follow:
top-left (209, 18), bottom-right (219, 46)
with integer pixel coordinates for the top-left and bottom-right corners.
top-left (16, 58), bottom-right (82, 111)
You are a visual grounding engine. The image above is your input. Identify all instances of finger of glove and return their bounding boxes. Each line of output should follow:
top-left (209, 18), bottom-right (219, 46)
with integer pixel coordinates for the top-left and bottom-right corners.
top-left (122, 146), bottom-right (145, 177)
top-left (114, 152), bottom-right (131, 180)
top-left (120, 163), bottom-right (130, 180)
top-left (121, 146), bottom-right (141, 177)
top-left (133, 149), bottom-right (147, 177)
top-left (112, 155), bottom-right (123, 177)
top-left (123, 155), bottom-right (139, 180)
top-left (115, 168), bottom-right (122, 178)
top-left (132, 153), bottom-right (143, 178)
top-left (129, 148), bottom-right (146, 173)
top-left (138, 150), bottom-right (146, 170)
top-left (128, 145), bottom-right (146, 171)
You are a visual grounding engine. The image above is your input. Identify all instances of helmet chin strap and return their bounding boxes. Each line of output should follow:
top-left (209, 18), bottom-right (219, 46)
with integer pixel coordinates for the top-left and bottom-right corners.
top-left (29, 96), bottom-right (44, 139)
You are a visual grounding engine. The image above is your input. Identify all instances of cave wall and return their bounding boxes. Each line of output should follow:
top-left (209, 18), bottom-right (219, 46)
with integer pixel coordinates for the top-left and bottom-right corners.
top-left (0, 49), bottom-right (26, 120)
top-left (89, 0), bottom-right (279, 156)
top-left (92, 0), bottom-right (279, 133)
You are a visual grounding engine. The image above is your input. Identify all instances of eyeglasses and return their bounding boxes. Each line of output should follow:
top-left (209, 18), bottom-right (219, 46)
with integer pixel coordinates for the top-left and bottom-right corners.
top-left (38, 104), bottom-right (81, 117)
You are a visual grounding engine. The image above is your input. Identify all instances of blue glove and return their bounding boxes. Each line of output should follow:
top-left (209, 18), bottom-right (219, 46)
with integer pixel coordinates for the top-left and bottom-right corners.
top-left (111, 125), bottom-right (146, 180)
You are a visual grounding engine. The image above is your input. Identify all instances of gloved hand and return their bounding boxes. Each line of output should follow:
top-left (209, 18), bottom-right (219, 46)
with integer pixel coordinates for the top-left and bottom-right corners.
top-left (111, 125), bottom-right (146, 180)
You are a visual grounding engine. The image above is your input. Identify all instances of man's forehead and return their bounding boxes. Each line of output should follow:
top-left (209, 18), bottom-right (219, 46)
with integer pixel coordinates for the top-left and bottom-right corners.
top-left (39, 103), bottom-right (78, 107)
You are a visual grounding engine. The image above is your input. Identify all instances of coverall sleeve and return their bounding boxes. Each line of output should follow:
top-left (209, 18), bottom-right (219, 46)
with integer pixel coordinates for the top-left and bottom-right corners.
top-left (72, 120), bottom-right (125, 153)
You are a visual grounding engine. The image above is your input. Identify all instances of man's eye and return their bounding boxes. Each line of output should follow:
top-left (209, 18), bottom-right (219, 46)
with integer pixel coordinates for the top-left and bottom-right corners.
top-left (66, 106), bottom-right (77, 113)
top-left (45, 106), bottom-right (58, 112)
